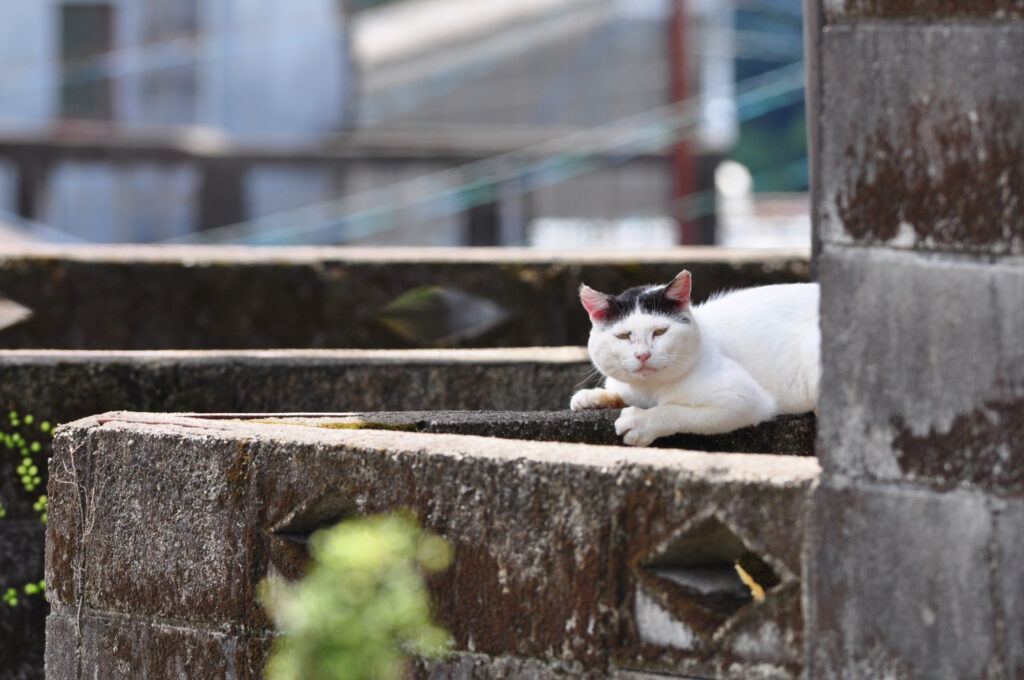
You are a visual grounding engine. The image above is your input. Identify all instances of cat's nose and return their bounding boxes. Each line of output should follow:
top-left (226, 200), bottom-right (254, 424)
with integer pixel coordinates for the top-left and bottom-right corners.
top-left (636, 352), bottom-right (652, 364)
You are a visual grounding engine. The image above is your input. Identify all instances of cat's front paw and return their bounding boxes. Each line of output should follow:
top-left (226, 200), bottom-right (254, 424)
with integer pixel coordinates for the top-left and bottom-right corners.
top-left (615, 406), bottom-right (659, 447)
top-left (570, 388), bottom-right (626, 411)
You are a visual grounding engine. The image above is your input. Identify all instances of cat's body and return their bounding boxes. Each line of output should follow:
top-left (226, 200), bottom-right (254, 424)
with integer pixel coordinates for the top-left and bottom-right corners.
top-left (570, 271), bottom-right (819, 446)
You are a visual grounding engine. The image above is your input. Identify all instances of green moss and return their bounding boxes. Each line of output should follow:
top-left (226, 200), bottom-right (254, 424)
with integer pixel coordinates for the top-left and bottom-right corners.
top-left (246, 419), bottom-right (418, 433)
top-left (318, 422), bottom-right (417, 432)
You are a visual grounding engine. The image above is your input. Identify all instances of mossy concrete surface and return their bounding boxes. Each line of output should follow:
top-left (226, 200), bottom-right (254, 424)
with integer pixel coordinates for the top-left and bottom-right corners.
top-left (47, 413), bottom-right (818, 680)
top-left (0, 246), bottom-right (809, 350)
top-left (247, 410), bottom-right (817, 456)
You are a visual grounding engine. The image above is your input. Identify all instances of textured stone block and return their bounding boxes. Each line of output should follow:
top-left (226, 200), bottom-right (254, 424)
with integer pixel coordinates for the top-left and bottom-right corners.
top-left (78, 614), bottom-right (246, 680)
top-left (44, 611), bottom-right (78, 680)
top-left (249, 433), bottom-right (617, 667)
top-left (77, 426), bottom-right (251, 625)
top-left (996, 500), bottom-right (1024, 677)
top-left (818, 248), bottom-right (1024, 492)
top-left (819, 25), bottom-right (1024, 255)
top-left (805, 480), bottom-right (999, 680)
top-left (611, 469), bottom-right (808, 678)
top-left (46, 430), bottom-right (92, 608)
top-left (824, 0), bottom-right (1024, 20)
top-left (0, 246), bottom-right (809, 350)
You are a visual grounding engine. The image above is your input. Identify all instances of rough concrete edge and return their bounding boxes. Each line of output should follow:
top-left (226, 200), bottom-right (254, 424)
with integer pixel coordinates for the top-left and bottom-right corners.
top-left (0, 244), bottom-right (811, 265)
top-left (0, 346), bottom-right (591, 365)
top-left (62, 412), bottom-right (821, 485)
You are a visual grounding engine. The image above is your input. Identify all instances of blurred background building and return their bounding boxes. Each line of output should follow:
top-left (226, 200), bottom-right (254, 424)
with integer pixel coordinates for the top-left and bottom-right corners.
top-left (0, 0), bottom-right (808, 247)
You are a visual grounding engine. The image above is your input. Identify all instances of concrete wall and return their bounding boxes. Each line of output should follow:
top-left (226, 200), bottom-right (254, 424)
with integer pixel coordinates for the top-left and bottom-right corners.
top-left (0, 246), bottom-right (809, 349)
top-left (45, 414), bottom-right (819, 679)
top-left (804, 2), bottom-right (1024, 677)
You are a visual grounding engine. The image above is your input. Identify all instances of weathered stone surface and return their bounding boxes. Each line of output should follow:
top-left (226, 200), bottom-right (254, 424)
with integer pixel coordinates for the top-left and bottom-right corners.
top-left (49, 413), bottom-right (819, 679)
top-left (44, 430), bottom-right (89, 609)
top-left (824, 0), bottom-right (1024, 19)
top-left (995, 500), bottom-right (1024, 677)
top-left (78, 428), bottom-right (251, 625)
top-left (44, 611), bottom-right (77, 680)
top-left (413, 653), bottom-right (606, 679)
top-left (251, 410), bottom-right (816, 455)
top-left (77, 614), bottom-right (247, 679)
top-left (805, 479), bottom-right (999, 680)
top-left (0, 246), bottom-right (809, 350)
top-left (820, 25), bottom-right (1024, 255)
top-left (818, 248), bottom-right (1024, 492)
top-left (0, 348), bottom-right (593, 425)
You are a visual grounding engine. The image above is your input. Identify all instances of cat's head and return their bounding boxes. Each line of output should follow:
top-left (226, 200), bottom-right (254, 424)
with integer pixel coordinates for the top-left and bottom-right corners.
top-left (579, 270), bottom-right (701, 385)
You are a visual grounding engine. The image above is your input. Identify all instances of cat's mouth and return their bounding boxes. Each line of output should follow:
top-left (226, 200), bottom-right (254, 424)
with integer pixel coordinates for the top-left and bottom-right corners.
top-left (635, 366), bottom-right (657, 377)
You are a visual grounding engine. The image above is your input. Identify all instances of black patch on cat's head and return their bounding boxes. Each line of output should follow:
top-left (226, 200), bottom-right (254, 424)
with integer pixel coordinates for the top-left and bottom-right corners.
top-left (599, 284), bottom-right (687, 325)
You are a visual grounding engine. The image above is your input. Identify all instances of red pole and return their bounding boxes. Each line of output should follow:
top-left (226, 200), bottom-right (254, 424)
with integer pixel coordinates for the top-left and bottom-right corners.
top-left (669, 0), bottom-right (698, 244)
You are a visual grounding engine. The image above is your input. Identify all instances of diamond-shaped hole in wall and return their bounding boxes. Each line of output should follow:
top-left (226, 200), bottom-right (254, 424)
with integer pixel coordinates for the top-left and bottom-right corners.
top-left (267, 490), bottom-right (357, 578)
top-left (375, 285), bottom-right (510, 346)
top-left (638, 516), bottom-right (781, 640)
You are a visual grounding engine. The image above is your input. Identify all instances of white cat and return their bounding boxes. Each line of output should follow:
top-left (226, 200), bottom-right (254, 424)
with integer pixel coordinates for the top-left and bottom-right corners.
top-left (570, 270), bottom-right (819, 447)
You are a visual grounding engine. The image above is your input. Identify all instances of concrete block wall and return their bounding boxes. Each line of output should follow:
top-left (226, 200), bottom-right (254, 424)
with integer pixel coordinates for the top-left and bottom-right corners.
top-left (46, 414), bottom-right (819, 679)
top-left (0, 246), bottom-right (808, 350)
top-left (805, 2), bottom-right (1024, 677)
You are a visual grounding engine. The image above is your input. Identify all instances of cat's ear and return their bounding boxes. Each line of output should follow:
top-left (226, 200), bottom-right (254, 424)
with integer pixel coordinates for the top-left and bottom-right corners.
top-left (579, 284), bottom-right (611, 323)
top-left (665, 270), bottom-right (692, 309)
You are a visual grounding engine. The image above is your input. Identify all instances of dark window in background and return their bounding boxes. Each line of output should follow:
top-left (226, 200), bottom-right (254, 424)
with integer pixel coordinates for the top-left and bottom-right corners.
top-left (60, 4), bottom-right (115, 120)
top-left (139, 0), bottom-right (199, 125)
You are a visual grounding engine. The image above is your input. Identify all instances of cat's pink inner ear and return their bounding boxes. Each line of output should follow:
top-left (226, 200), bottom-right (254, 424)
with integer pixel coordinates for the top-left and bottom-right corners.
top-left (665, 270), bottom-right (692, 309)
top-left (579, 285), bottom-right (610, 322)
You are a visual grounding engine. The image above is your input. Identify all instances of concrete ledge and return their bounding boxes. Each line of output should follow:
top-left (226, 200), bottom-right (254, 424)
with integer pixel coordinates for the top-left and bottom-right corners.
top-left (228, 410), bottom-right (817, 456)
top-left (48, 413), bottom-right (819, 679)
top-left (0, 348), bottom-right (592, 427)
top-left (0, 246), bottom-right (809, 349)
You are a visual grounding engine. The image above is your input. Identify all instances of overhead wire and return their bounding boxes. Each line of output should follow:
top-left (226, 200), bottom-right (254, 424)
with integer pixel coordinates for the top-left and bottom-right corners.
top-left (161, 59), bottom-right (805, 245)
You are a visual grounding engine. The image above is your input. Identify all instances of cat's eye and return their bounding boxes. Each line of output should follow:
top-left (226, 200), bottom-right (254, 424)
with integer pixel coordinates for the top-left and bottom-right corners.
top-left (616, 332), bottom-right (631, 340)
top-left (653, 328), bottom-right (668, 337)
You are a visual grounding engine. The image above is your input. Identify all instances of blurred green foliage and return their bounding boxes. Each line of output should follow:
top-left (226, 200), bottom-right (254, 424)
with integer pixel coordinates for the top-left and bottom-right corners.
top-left (260, 513), bottom-right (452, 680)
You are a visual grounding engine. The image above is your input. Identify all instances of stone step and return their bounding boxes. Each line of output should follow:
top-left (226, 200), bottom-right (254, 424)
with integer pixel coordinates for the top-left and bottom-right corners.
top-left (0, 246), bottom-right (808, 349)
top-left (46, 413), bottom-right (820, 680)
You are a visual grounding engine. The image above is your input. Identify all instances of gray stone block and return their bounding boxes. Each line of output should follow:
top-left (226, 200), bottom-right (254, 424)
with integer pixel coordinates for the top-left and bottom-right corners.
top-left (49, 413), bottom-right (819, 679)
top-left (818, 248), bottom-right (1024, 492)
top-left (60, 427), bottom-right (251, 625)
top-left (44, 611), bottom-right (78, 680)
top-left (805, 479), bottom-right (1000, 680)
top-left (0, 246), bottom-right (809, 350)
top-left (77, 614), bottom-right (246, 680)
top-left (819, 25), bottom-right (1024, 255)
top-left (995, 500), bottom-right (1024, 676)
top-left (824, 0), bottom-right (1024, 20)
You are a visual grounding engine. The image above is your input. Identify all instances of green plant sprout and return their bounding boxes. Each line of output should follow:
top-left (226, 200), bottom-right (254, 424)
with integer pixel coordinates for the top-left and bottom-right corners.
top-left (260, 513), bottom-right (452, 680)
top-left (2, 410), bottom-right (53, 607)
